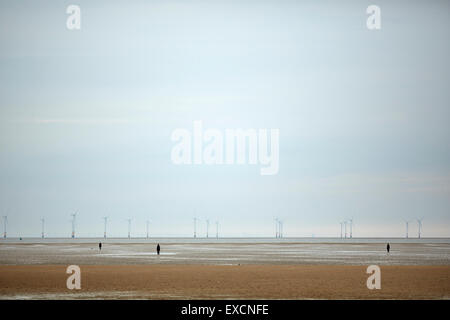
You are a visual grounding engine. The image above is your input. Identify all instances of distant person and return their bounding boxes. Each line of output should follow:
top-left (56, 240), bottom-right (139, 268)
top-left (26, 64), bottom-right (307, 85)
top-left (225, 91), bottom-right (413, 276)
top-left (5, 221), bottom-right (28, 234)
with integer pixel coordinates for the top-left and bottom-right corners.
top-left (157, 243), bottom-right (160, 255)
top-left (99, 242), bottom-right (102, 251)
top-left (387, 243), bottom-right (390, 254)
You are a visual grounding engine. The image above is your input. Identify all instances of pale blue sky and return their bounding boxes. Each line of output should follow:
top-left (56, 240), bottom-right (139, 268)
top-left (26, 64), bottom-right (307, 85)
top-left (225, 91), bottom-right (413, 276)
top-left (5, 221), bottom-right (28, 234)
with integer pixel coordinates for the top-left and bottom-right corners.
top-left (0, 0), bottom-right (449, 237)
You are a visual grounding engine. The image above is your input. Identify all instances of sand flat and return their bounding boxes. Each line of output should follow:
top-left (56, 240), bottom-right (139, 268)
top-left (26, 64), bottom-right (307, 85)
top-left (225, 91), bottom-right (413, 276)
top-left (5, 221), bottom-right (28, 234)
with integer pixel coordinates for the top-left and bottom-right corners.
top-left (0, 264), bottom-right (449, 299)
top-left (1, 242), bottom-right (450, 265)
top-left (1, 241), bottom-right (449, 299)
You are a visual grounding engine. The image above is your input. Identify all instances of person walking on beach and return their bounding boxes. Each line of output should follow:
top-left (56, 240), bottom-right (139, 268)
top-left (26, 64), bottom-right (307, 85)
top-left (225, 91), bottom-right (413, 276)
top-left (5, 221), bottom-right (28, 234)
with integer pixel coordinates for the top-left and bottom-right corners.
top-left (99, 242), bottom-right (102, 252)
top-left (386, 243), bottom-right (390, 254)
top-left (157, 243), bottom-right (160, 255)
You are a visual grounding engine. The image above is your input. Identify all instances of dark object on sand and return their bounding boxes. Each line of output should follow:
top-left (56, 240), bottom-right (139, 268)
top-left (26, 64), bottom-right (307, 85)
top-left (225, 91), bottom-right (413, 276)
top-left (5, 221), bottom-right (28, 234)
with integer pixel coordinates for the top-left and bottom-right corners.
top-left (157, 243), bottom-right (160, 255)
top-left (387, 243), bottom-right (390, 253)
top-left (99, 242), bottom-right (102, 251)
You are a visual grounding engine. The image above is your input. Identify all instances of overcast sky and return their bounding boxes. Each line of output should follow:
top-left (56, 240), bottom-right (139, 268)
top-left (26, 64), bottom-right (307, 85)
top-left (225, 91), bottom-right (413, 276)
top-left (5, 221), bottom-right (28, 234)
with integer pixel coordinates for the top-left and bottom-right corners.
top-left (0, 0), bottom-right (449, 238)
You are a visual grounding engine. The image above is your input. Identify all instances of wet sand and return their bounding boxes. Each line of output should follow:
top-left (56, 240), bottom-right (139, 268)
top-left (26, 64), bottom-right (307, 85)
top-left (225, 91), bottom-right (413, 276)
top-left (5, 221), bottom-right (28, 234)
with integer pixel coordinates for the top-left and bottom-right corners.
top-left (1, 241), bottom-right (449, 265)
top-left (1, 241), bottom-right (449, 299)
top-left (0, 264), bottom-right (449, 299)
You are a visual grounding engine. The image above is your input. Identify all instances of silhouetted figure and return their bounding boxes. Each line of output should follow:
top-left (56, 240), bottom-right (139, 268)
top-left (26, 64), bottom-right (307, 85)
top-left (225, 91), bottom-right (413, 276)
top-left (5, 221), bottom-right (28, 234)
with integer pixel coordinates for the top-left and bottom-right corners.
top-left (157, 243), bottom-right (160, 255)
top-left (387, 243), bottom-right (390, 254)
top-left (99, 242), bottom-right (102, 251)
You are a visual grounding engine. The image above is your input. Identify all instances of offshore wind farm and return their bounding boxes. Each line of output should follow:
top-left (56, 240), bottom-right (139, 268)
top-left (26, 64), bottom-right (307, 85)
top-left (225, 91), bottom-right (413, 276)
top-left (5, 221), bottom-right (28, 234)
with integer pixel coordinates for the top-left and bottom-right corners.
top-left (0, 214), bottom-right (441, 240)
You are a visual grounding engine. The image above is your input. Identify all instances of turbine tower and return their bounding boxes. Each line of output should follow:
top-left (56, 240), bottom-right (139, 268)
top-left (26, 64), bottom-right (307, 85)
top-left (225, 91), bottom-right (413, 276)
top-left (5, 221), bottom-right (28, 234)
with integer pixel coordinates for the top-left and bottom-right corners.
top-left (127, 218), bottom-right (132, 239)
top-left (278, 220), bottom-right (283, 238)
top-left (349, 218), bottom-right (353, 239)
top-left (70, 213), bottom-right (76, 238)
top-left (206, 219), bottom-right (210, 238)
top-left (282, 220), bottom-right (284, 238)
top-left (417, 218), bottom-right (423, 238)
top-left (344, 221), bottom-right (347, 239)
top-left (216, 221), bottom-right (219, 239)
top-left (194, 217), bottom-right (197, 238)
top-left (340, 222), bottom-right (343, 239)
top-left (103, 217), bottom-right (108, 239)
top-left (146, 220), bottom-right (150, 239)
top-left (2, 216), bottom-right (7, 239)
top-left (41, 218), bottom-right (45, 239)
top-left (275, 218), bottom-right (280, 238)
top-left (404, 219), bottom-right (410, 239)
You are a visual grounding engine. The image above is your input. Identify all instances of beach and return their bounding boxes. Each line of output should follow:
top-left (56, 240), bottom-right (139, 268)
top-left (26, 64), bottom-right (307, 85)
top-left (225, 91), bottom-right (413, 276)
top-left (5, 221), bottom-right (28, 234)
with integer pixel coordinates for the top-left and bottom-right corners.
top-left (0, 264), bottom-right (449, 299)
top-left (0, 239), bottom-right (449, 299)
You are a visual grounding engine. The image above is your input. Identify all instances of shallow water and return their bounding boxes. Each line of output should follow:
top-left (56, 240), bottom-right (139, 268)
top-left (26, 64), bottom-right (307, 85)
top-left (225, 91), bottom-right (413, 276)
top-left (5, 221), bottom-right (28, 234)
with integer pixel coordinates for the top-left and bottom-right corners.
top-left (1, 239), bottom-right (449, 266)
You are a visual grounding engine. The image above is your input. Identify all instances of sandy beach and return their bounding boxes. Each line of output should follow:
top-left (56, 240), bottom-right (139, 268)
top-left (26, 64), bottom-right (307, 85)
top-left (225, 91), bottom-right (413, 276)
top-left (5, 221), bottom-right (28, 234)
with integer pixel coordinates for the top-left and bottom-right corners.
top-left (1, 240), bottom-right (449, 299)
top-left (0, 264), bottom-right (449, 299)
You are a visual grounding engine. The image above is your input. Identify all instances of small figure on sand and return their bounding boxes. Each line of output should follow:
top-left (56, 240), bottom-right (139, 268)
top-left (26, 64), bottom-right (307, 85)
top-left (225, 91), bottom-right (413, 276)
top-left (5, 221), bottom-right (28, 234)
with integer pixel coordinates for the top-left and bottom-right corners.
top-left (386, 243), bottom-right (390, 254)
top-left (99, 242), bottom-right (102, 251)
top-left (157, 243), bottom-right (160, 255)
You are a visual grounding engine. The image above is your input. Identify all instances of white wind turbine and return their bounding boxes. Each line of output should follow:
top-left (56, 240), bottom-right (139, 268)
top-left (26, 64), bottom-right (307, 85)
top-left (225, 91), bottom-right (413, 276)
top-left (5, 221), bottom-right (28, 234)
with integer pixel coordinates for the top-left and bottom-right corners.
top-left (349, 218), bottom-right (353, 239)
top-left (277, 219), bottom-right (283, 238)
top-left (103, 216), bottom-right (108, 239)
top-left (274, 218), bottom-right (279, 238)
top-left (404, 219), bottom-right (411, 239)
top-left (344, 220), bottom-right (347, 239)
top-left (126, 218), bottom-right (132, 239)
top-left (193, 217), bottom-right (199, 238)
top-left (41, 218), bottom-right (45, 239)
top-left (70, 213), bottom-right (76, 238)
top-left (417, 218), bottom-right (424, 238)
top-left (2, 215), bottom-right (8, 239)
top-left (146, 219), bottom-right (151, 239)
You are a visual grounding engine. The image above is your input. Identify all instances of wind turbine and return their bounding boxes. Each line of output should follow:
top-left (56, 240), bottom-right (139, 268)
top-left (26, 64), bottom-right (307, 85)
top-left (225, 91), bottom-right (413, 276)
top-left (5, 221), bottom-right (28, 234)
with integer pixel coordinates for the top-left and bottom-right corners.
top-left (275, 218), bottom-right (279, 238)
top-left (2, 216), bottom-right (7, 239)
top-left (146, 220), bottom-right (150, 239)
top-left (278, 219), bottom-right (283, 238)
top-left (344, 221), bottom-right (347, 239)
top-left (282, 220), bottom-right (284, 238)
top-left (41, 218), bottom-right (45, 239)
top-left (349, 218), bottom-right (353, 239)
top-left (340, 222), bottom-right (343, 239)
top-left (404, 219), bottom-right (411, 239)
top-left (103, 217), bottom-right (108, 239)
top-left (193, 217), bottom-right (198, 238)
top-left (417, 218), bottom-right (423, 238)
top-left (206, 219), bottom-right (210, 238)
top-left (70, 213), bottom-right (76, 238)
top-left (127, 218), bottom-right (132, 239)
